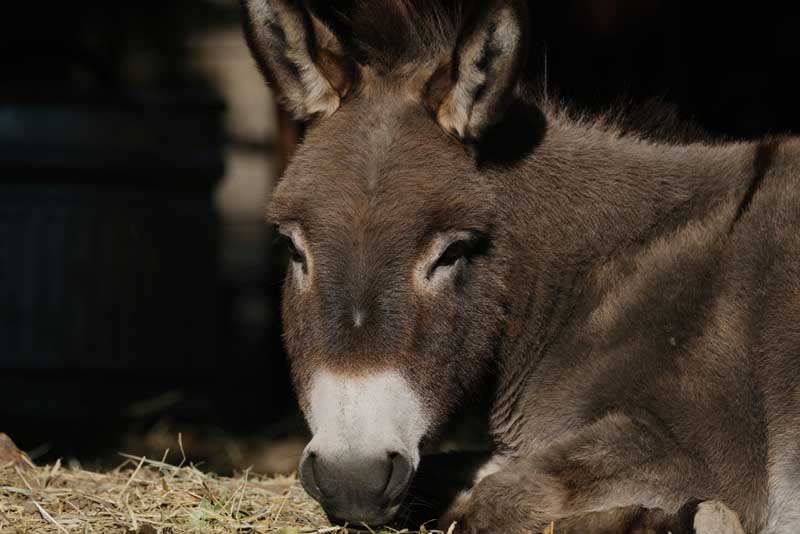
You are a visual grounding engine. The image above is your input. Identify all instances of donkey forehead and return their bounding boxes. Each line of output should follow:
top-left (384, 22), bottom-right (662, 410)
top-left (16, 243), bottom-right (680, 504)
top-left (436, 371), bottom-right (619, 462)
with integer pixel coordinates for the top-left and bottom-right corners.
top-left (269, 97), bottom-right (494, 236)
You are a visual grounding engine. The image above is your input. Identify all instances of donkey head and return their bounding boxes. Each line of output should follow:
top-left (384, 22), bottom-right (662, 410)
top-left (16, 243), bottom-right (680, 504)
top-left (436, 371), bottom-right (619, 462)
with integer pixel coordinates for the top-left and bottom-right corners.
top-left (242, 0), bottom-right (529, 525)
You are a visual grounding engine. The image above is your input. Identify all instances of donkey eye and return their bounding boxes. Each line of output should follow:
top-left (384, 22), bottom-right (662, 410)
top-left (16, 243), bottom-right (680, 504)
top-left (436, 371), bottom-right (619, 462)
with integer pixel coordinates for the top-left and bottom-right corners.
top-left (428, 233), bottom-right (491, 279)
top-left (417, 233), bottom-right (489, 290)
top-left (432, 239), bottom-right (471, 272)
top-left (288, 243), bottom-right (306, 266)
top-left (278, 235), bottom-right (307, 267)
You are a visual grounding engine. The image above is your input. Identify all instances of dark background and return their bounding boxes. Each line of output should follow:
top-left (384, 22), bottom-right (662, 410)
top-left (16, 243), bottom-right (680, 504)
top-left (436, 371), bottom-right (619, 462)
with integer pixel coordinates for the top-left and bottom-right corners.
top-left (1, 0), bottom-right (799, 473)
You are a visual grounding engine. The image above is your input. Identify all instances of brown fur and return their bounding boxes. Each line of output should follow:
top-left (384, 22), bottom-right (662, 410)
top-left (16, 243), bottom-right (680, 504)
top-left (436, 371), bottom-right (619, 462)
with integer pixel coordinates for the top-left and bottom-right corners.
top-left (241, 1), bottom-right (800, 533)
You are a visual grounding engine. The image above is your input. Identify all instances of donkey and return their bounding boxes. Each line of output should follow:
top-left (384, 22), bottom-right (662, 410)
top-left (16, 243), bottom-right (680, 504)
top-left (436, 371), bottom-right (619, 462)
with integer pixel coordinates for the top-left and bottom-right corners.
top-left (240, 0), bottom-right (800, 532)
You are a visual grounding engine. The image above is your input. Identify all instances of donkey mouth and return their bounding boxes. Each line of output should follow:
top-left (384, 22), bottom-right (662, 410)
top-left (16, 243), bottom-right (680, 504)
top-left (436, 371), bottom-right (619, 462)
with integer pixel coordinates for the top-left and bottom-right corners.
top-left (326, 504), bottom-right (403, 529)
top-left (319, 494), bottom-right (407, 528)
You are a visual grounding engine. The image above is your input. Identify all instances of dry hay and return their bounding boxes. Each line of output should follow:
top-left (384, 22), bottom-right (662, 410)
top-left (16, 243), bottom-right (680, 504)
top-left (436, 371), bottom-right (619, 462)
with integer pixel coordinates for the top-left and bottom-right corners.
top-left (0, 449), bottom-right (449, 534)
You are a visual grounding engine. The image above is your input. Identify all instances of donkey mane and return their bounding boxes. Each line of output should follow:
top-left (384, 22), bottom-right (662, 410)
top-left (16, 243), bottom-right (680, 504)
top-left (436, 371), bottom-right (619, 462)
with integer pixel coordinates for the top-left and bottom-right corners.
top-left (535, 95), bottom-right (716, 146)
top-left (309, 0), bottom-right (468, 70)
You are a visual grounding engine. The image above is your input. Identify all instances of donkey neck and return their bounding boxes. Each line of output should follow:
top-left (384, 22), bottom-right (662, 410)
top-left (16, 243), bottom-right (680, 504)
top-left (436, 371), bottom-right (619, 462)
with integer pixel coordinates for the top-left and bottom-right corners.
top-left (488, 110), bottom-right (758, 454)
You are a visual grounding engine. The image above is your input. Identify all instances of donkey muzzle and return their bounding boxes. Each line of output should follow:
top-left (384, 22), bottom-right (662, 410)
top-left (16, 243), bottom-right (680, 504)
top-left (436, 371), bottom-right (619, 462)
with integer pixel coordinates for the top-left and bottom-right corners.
top-left (299, 448), bottom-right (414, 526)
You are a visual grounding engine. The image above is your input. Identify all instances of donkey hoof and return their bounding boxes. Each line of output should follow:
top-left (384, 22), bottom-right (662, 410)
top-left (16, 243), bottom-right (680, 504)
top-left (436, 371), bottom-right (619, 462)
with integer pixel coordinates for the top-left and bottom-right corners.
top-left (693, 501), bottom-right (745, 534)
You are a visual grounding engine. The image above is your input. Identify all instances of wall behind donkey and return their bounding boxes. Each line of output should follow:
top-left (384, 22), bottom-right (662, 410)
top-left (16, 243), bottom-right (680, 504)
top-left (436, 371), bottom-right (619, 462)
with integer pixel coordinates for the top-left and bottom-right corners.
top-left (0, 0), bottom-right (798, 472)
top-left (0, 0), bottom-right (301, 473)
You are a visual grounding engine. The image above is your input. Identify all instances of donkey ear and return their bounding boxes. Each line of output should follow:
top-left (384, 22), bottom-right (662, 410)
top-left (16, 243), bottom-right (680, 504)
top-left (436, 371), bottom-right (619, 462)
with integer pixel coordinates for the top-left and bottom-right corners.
top-left (425, 0), bottom-right (528, 141)
top-left (241, 0), bottom-right (355, 121)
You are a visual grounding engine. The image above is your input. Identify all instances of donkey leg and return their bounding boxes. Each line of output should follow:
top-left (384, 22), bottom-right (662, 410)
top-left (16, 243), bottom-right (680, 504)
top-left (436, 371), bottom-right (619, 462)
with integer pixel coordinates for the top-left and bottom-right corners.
top-left (552, 500), bottom-right (745, 534)
top-left (394, 451), bottom-right (493, 527)
top-left (442, 411), bottom-right (735, 534)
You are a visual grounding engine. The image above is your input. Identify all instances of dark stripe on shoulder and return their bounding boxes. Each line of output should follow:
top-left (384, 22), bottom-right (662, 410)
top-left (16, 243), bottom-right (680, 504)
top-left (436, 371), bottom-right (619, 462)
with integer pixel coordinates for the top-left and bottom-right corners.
top-left (733, 140), bottom-right (780, 225)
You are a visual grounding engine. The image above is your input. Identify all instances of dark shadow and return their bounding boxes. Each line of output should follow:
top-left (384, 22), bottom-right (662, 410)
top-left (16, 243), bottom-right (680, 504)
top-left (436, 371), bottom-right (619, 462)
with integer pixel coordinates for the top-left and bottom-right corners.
top-left (475, 99), bottom-right (548, 170)
top-left (394, 450), bottom-right (492, 529)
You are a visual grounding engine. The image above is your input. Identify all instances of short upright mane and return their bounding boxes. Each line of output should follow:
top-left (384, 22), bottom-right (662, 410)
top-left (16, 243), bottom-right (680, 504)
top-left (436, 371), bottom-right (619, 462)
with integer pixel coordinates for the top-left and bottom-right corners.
top-left (309, 0), bottom-right (468, 70)
top-left (535, 96), bottom-right (716, 146)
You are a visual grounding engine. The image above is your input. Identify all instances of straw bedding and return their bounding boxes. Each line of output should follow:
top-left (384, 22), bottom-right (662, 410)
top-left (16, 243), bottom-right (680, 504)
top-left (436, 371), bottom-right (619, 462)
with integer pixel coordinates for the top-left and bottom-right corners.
top-left (0, 438), bottom-right (453, 534)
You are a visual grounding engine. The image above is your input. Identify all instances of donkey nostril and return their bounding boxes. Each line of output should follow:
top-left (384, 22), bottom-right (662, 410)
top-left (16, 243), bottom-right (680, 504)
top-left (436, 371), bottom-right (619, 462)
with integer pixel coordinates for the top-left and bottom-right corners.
top-left (300, 451), bottom-right (325, 502)
top-left (383, 452), bottom-right (413, 504)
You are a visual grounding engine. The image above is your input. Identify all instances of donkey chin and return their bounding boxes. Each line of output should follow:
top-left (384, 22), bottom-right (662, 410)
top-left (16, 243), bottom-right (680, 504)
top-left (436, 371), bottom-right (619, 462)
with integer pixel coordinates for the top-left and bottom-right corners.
top-left (297, 370), bottom-right (428, 526)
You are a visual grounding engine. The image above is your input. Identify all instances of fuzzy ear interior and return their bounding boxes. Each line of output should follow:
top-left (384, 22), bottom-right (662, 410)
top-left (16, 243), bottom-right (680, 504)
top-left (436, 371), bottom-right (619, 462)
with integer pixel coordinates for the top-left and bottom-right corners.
top-left (241, 0), bottom-right (355, 121)
top-left (425, 0), bottom-right (529, 141)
